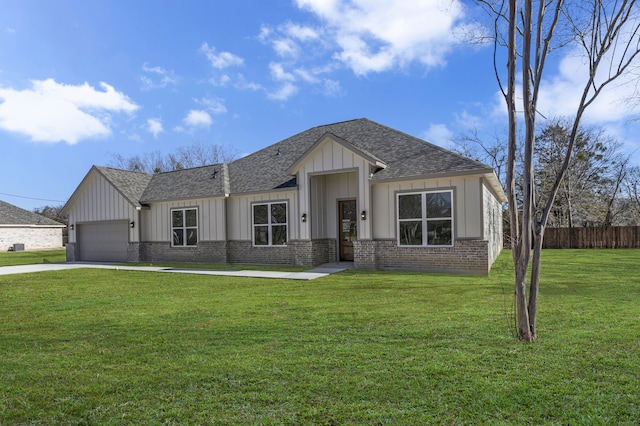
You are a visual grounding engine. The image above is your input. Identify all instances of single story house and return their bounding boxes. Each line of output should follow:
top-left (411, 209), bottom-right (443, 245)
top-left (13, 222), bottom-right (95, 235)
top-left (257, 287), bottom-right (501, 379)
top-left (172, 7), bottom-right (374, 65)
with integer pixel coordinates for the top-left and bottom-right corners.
top-left (62, 118), bottom-right (506, 273)
top-left (0, 200), bottom-right (66, 251)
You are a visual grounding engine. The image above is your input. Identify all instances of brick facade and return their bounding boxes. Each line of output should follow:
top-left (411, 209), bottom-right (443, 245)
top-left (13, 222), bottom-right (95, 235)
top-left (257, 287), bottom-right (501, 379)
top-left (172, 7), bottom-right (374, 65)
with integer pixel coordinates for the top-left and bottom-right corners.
top-left (228, 240), bottom-right (293, 265)
top-left (70, 237), bottom-right (492, 274)
top-left (225, 239), bottom-right (338, 267)
top-left (295, 239), bottom-right (338, 266)
top-left (354, 239), bottom-right (491, 274)
top-left (0, 227), bottom-right (63, 251)
top-left (139, 241), bottom-right (228, 264)
top-left (66, 242), bottom-right (77, 261)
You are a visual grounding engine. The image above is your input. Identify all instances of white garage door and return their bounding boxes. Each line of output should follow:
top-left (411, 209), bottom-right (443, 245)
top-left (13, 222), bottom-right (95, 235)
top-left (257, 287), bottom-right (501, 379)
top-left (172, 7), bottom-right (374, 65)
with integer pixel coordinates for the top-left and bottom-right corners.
top-left (77, 221), bottom-right (129, 262)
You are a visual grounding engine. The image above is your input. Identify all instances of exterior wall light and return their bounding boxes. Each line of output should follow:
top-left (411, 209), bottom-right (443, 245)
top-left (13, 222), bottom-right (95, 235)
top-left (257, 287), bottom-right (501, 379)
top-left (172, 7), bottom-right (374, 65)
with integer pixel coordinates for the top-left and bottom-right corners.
top-left (361, 211), bottom-right (367, 220)
top-left (69, 224), bottom-right (74, 230)
top-left (301, 213), bottom-right (307, 222)
top-left (130, 221), bottom-right (135, 228)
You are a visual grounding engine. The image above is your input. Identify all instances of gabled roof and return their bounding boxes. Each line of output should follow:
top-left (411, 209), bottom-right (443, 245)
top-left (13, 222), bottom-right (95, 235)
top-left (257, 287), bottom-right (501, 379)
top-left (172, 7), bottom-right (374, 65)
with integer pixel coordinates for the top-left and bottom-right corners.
top-left (228, 118), bottom-right (495, 193)
top-left (286, 131), bottom-right (387, 175)
top-left (95, 166), bottom-right (153, 206)
top-left (0, 200), bottom-right (64, 226)
top-left (61, 166), bottom-right (153, 215)
top-left (64, 118), bottom-right (505, 205)
top-left (141, 164), bottom-right (228, 202)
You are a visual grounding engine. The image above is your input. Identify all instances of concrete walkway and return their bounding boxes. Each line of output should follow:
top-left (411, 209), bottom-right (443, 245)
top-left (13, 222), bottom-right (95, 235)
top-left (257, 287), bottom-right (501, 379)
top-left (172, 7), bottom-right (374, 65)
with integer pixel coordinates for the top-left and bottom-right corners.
top-left (0, 262), bottom-right (352, 280)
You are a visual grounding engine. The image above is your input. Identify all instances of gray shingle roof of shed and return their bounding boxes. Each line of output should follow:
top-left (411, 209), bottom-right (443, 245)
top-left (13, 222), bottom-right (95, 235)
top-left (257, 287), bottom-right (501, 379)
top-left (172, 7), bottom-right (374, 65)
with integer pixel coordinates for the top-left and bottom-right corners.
top-left (0, 200), bottom-right (64, 226)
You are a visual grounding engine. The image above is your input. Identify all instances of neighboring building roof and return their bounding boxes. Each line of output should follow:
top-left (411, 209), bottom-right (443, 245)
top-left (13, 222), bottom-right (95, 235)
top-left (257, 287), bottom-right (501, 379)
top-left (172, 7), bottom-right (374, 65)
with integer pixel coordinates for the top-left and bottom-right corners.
top-left (0, 200), bottom-right (64, 226)
top-left (67, 118), bottom-right (504, 204)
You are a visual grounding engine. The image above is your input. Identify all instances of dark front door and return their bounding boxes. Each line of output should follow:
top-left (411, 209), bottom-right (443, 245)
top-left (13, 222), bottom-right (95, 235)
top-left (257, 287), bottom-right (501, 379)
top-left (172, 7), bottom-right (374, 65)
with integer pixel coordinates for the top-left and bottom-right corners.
top-left (339, 200), bottom-right (357, 261)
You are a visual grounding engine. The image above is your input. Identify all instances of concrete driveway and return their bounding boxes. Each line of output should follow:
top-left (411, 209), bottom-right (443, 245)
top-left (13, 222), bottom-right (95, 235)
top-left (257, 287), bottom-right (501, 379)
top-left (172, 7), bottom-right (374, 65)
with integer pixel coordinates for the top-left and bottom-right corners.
top-left (0, 262), bottom-right (350, 280)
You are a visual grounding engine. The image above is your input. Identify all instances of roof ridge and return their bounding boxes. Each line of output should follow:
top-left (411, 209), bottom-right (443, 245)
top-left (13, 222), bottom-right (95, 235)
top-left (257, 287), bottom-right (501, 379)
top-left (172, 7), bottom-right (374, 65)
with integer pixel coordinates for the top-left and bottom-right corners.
top-left (152, 163), bottom-right (225, 175)
top-left (363, 119), bottom-right (493, 170)
top-left (96, 165), bottom-right (152, 175)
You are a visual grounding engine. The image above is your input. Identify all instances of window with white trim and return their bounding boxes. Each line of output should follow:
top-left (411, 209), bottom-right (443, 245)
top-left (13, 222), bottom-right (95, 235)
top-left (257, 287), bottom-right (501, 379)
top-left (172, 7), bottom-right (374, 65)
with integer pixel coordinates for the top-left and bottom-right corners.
top-left (253, 202), bottom-right (288, 246)
top-left (397, 190), bottom-right (453, 247)
top-left (172, 207), bottom-right (198, 247)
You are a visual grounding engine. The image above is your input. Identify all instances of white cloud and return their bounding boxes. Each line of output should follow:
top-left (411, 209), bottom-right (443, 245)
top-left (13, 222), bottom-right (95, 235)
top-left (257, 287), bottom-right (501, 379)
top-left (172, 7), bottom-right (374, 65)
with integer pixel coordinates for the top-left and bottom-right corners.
top-left (255, 0), bottom-right (467, 101)
top-left (234, 74), bottom-right (263, 91)
top-left (197, 97), bottom-right (227, 115)
top-left (146, 118), bottom-right (163, 138)
top-left (536, 53), bottom-right (640, 124)
top-left (0, 78), bottom-right (138, 144)
top-left (140, 63), bottom-right (178, 90)
top-left (270, 62), bottom-right (296, 82)
top-left (423, 123), bottom-right (453, 146)
top-left (268, 82), bottom-right (299, 101)
top-left (284, 22), bottom-right (319, 41)
top-left (454, 110), bottom-right (484, 131)
top-left (294, 0), bottom-right (467, 75)
top-left (199, 43), bottom-right (263, 92)
top-left (183, 109), bottom-right (212, 128)
top-left (208, 74), bottom-right (232, 87)
top-left (266, 22), bottom-right (320, 59)
top-left (199, 42), bottom-right (244, 69)
top-left (321, 79), bottom-right (343, 97)
top-left (491, 49), bottom-right (640, 126)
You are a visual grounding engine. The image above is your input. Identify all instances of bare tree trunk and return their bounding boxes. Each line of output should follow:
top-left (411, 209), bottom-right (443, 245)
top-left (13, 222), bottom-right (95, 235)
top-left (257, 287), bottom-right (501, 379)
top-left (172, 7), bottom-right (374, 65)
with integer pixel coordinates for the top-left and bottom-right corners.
top-left (528, 223), bottom-right (544, 338)
top-left (502, 0), bottom-right (534, 341)
top-left (479, 0), bottom-right (639, 341)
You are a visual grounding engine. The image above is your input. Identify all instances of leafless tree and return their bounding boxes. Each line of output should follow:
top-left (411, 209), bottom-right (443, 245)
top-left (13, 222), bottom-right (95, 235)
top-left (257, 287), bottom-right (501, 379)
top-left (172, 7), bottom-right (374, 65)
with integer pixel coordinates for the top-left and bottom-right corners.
top-left (451, 128), bottom-right (509, 189)
top-left (478, 0), bottom-right (640, 341)
top-left (110, 141), bottom-right (239, 173)
top-left (33, 204), bottom-right (67, 224)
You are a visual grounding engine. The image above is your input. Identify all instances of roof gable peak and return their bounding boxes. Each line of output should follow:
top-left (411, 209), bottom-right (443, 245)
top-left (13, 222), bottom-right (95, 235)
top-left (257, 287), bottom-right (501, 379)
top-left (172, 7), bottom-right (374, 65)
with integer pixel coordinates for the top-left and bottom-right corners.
top-left (287, 131), bottom-right (387, 175)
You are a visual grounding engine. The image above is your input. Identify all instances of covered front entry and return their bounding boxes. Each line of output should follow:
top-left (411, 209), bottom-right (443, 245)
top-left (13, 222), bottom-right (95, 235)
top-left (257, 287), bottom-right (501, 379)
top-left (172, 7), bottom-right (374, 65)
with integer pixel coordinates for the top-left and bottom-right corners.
top-left (77, 221), bottom-right (129, 262)
top-left (308, 170), bottom-right (361, 263)
top-left (338, 199), bottom-right (357, 261)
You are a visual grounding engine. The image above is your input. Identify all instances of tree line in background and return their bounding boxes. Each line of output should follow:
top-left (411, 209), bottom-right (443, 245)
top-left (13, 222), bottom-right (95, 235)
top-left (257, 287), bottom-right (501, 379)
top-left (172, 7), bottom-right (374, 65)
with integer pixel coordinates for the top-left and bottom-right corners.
top-left (109, 141), bottom-right (239, 174)
top-left (452, 118), bottom-right (640, 229)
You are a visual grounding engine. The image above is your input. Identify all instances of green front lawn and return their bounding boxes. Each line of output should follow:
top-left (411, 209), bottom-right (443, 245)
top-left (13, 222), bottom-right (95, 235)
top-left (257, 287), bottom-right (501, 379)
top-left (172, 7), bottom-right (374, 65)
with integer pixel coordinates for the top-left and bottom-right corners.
top-left (1, 250), bottom-right (639, 424)
top-left (0, 248), bottom-right (66, 267)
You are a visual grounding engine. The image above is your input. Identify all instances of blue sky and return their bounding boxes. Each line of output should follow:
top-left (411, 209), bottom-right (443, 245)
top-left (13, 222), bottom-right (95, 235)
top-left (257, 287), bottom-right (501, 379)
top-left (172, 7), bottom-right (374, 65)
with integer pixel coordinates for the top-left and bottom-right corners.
top-left (1, 0), bottom-right (639, 211)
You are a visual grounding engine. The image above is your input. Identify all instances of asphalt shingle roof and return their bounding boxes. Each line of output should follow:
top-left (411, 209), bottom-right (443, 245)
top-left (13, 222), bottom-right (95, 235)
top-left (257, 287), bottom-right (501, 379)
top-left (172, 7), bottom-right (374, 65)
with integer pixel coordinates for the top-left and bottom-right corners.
top-left (88, 118), bottom-right (495, 203)
top-left (228, 118), bottom-right (492, 193)
top-left (141, 164), bottom-right (227, 202)
top-left (0, 200), bottom-right (64, 226)
top-left (95, 166), bottom-right (153, 207)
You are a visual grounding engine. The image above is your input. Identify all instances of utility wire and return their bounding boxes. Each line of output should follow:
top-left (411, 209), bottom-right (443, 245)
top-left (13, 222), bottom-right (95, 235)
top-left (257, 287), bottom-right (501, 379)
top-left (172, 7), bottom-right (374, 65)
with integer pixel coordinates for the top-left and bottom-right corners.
top-left (0, 191), bottom-right (66, 203)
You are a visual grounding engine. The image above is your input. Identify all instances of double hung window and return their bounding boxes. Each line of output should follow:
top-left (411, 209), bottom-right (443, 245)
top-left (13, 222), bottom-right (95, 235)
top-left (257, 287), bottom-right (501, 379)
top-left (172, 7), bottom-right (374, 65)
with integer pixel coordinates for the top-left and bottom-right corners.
top-left (397, 190), bottom-right (453, 247)
top-left (253, 202), bottom-right (288, 246)
top-left (172, 208), bottom-right (198, 247)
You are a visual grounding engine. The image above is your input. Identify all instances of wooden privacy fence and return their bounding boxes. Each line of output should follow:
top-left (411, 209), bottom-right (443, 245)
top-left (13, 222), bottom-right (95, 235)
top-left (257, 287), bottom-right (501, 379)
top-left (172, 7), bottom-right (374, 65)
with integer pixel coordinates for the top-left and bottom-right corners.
top-left (542, 226), bottom-right (640, 249)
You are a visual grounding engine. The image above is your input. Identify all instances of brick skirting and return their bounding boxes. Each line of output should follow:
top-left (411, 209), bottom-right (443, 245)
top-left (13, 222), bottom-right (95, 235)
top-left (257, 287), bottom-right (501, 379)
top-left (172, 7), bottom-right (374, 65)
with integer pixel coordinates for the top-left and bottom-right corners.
top-left (69, 238), bottom-right (494, 273)
top-left (354, 239), bottom-right (492, 274)
top-left (139, 241), bottom-right (228, 264)
top-left (227, 239), bottom-right (337, 266)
